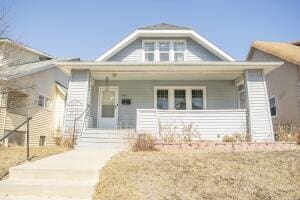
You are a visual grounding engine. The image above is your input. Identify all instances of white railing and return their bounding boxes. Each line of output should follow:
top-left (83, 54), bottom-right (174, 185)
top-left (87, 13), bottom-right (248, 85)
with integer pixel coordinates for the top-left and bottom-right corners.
top-left (136, 109), bottom-right (248, 141)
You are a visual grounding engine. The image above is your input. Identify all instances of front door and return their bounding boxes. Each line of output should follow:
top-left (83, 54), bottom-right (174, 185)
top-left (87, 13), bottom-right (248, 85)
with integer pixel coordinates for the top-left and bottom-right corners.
top-left (98, 86), bottom-right (119, 128)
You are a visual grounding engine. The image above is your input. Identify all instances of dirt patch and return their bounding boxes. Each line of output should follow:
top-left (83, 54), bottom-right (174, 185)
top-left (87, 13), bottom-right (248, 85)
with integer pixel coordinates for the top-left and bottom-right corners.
top-left (94, 149), bottom-right (300, 200)
top-left (0, 146), bottom-right (69, 179)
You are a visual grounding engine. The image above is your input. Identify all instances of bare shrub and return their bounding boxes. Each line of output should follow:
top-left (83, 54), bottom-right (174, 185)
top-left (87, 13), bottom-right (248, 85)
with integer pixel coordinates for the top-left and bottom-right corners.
top-left (275, 124), bottom-right (300, 143)
top-left (132, 134), bottom-right (157, 152)
top-left (60, 136), bottom-right (75, 148)
top-left (53, 136), bottom-right (62, 146)
top-left (223, 133), bottom-right (246, 142)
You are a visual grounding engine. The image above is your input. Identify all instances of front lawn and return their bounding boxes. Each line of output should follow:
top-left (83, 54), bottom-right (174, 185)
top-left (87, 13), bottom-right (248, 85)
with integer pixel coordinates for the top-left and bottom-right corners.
top-left (94, 149), bottom-right (300, 200)
top-left (0, 146), bottom-right (69, 179)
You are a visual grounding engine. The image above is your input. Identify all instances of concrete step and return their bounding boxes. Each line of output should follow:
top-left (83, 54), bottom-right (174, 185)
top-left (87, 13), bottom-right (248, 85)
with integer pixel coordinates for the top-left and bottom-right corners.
top-left (79, 133), bottom-right (132, 139)
top-left (85, 128), bottom-right (135, 134)
top-left (9, 167), bottom-right (99, 182)
top-left (76, 141), bottom-right (127, 149)
top-left (0, 179), bottom-right (96, 199)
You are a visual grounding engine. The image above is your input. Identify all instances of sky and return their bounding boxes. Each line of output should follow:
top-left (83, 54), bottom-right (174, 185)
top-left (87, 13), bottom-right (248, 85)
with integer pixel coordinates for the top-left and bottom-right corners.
top-left (1, 0), bottom-right (299, 61)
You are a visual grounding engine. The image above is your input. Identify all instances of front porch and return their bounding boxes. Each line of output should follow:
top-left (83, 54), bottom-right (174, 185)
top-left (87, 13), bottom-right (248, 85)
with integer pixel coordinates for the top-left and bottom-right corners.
top-left (60, 61), bottom-right (279, 142)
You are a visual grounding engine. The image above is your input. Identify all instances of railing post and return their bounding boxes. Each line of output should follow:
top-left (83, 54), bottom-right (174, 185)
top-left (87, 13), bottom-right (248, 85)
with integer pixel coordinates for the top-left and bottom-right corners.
top-left (26, 117), bottom-right (30, 160)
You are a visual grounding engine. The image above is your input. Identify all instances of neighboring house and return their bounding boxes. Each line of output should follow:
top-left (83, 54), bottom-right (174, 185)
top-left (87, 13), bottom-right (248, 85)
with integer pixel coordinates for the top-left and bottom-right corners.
top-left (0, 38), bottom-right (69, 146)
top-left (247, 41), bottom-right (300, 127)
top-left (58, 23), bottom-right (282, 143)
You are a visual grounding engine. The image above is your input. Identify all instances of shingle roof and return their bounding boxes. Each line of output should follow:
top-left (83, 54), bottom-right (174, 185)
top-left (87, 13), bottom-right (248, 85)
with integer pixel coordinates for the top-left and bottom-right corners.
top-left (138, 23), bottom-right (191, 30)
top-left (0, 38), bottom-right (53, 59)
top-left (291, 40), bottom-right (300, 46)
top-left (0, 59), bottom-right (56, 80)
top-left (249, 41), bottom-right (300, 66)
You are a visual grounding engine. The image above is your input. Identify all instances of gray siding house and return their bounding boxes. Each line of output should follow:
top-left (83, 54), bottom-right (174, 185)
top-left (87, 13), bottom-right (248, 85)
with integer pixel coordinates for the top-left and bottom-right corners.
top-left (247, 41), bottom-right (300, 127)
top-left (58, 23), bottom-right (281, 145)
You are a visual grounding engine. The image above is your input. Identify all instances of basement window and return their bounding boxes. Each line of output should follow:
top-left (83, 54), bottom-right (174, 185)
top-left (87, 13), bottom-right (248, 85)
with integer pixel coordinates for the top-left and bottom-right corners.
top-left (269, 97), bottom-right (277, 117)
top-left (39, 136), bottom-right (46, 146)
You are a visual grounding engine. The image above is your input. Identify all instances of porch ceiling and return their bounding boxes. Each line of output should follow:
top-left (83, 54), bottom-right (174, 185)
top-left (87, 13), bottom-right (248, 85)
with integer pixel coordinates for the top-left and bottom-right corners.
top-left (91, 71), bottom-right (242, 81)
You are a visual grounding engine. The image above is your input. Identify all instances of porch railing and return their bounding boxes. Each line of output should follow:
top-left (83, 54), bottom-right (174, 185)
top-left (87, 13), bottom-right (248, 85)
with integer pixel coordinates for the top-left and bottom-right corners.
top-left (136, 109), bottom-right (248, 141)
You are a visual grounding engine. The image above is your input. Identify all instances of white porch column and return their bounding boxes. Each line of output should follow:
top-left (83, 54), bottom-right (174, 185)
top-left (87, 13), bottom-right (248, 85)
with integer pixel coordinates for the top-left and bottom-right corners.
top-left (63, 70), bottom-right (91, 135)
top-left (244, 69), bottom-right (274, 142)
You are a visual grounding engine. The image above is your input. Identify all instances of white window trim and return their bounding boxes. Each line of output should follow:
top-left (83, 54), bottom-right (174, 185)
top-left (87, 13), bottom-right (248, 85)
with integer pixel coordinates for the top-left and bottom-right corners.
top-left (142, 40), bottom-right (186, 62)
top-left (269, 96), bottom-right (277, 118)
top-left (154, 86), bottom-right (207, 110)
top-left (38, 94), bottom-right (51, 110)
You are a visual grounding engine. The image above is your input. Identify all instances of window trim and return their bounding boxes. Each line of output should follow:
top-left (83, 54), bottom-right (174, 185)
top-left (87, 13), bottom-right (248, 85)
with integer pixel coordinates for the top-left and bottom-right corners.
top-left (269, 96), bottom-right (277, 118)
top-left (142, 40), bottom-right (186, 62)
top-left (154, 86), bottom-right (207, 110)
top-left (142, 41), bottom-right (155, 62)
top-left (38, 94), bottom-right (51, 110)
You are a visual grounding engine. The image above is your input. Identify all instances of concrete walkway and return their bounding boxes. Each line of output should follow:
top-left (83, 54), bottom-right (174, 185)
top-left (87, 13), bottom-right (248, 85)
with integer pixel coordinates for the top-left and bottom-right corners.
top-left (0, 148), bottom-right (122, 200)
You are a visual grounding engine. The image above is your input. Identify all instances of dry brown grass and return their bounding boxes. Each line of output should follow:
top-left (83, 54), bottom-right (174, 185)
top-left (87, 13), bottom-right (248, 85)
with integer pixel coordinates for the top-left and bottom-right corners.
top-left (0, 146), bottom-right (69, 179)
top-left (94, 149), bottom-right (300, 200)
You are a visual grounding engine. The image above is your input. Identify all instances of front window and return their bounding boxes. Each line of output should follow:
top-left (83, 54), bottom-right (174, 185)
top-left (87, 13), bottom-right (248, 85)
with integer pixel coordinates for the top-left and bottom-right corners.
top-left (159, 42), bottom-right (170, 61)
top-left (174, 90), bottom-right (186, 110)
top-left (269, 97), bottom-right (276, 117)
top-left (155, 87), bottom-right (206, 110)
top-left (157, 90), bottom-right (168, 110)
top-left (144, 42), bottom-right (155, 62)
top-left (192, 90), bottom-right (203, 110)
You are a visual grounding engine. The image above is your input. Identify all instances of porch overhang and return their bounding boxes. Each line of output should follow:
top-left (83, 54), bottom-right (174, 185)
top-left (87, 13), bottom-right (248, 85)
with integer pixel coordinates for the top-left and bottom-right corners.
top-left (57, 61), bottom-right (282, 81)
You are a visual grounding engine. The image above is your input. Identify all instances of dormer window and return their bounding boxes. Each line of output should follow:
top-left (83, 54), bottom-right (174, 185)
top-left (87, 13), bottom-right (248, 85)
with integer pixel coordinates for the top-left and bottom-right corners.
top-left (159, 42), bottom-right (170, 61)
top-left (144, 42), bottom-right (155, 62)
top-left (143, 40), bottom-right (186, 62)
top-left (174, 41), bottom-right (185, 62)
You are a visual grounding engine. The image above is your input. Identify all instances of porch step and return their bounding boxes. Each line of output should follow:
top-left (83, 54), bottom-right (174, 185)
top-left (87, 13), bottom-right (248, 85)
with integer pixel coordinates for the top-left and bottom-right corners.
top-left (76, 129), bottom-right (136, 149)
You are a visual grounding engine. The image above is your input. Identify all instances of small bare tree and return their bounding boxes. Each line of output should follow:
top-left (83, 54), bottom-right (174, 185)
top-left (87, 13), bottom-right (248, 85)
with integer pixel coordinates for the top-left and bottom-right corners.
top-left (0, 7), bottom-right (36, 115)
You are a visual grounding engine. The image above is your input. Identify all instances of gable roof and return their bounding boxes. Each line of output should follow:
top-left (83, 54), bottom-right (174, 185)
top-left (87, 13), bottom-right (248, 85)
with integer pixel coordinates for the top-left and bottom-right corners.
top-left (247, 41), bottom-right (300, 66)
top-left (0, 58), bottom-right (78, 81)
top-left (0, 59), bottom-right (55, 81)
top-left (0, 38), bottom-right (53, 59)
top-left (96, 23), bottom-right (235, 62)
top-left (138, 23), bottom-right (191, 30)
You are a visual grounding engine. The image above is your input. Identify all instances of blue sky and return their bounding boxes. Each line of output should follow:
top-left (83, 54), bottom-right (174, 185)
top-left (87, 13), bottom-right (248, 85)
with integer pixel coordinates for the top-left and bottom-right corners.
top-left (1, 0), bottom-right (299, 61)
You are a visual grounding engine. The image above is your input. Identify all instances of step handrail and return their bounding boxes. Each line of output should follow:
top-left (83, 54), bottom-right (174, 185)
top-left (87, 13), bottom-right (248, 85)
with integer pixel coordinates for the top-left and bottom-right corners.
top-left (72, 104), bottom-right (90, 145)
top-left (0, 116), bottom-right (32, 160)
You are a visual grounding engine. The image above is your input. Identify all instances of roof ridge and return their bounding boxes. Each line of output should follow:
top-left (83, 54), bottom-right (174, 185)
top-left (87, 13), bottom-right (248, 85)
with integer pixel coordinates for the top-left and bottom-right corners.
top-left (138, 22), bottom-right (192, 30)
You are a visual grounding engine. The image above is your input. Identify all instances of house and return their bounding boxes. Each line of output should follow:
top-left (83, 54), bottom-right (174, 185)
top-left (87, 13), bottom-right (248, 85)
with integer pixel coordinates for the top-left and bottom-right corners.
top-left (0, 38), bottom-right (70, 146)
top-left (247, 41), bottom-right (300, 128)
top-left (56, 23), bottom-right (282, 145)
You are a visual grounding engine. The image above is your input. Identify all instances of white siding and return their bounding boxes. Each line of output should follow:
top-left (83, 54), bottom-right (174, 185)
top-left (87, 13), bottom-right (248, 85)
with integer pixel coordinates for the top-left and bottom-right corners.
top-left (136, 109), bottom-right (247, 140)
top-left (245, 69), bottom-right (274, 141)
top-left (249, 49), bottom-right (300, 127)
top-left (107, 38), bottom-right (221, 62)
top-left (93, 80), bottom-right (238, 128)
top-left (64, 70), bottom-right (90, 134)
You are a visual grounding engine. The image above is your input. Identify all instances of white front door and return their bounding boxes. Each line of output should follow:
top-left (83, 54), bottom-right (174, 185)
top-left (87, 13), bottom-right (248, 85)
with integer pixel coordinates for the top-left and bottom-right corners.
top-left (98, 86), bottom-right (119, 128)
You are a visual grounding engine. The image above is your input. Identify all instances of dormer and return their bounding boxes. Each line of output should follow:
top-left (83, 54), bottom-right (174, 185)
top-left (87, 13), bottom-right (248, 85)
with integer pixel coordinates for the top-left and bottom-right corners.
top-left (96, 23), bottom-right (235, 62)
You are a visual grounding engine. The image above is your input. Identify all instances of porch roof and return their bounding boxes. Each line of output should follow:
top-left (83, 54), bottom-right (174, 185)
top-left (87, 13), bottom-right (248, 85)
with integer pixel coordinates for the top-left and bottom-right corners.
top-left (57, 61), bottom-right (282, 81)
top-left (57, 61), bottom-right (282, 74)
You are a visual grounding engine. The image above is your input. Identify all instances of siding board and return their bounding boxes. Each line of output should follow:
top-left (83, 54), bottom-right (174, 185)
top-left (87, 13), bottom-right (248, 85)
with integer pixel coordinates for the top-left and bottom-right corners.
top-left (107, 38), bottom-right (221, 62)
top-left (136, 109), bottom-right (247, 140)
